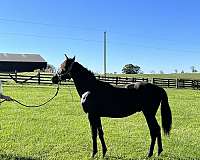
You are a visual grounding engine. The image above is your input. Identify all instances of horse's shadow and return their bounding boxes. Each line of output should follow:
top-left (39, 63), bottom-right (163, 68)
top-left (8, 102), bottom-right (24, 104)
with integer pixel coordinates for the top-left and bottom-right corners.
top-left (0, 153), bottom-right (39, 160)
top-left (92, 155), bottom-right (144, 160)
top-left (104, 156), bottom-right (134, 160)
top-left (104, 154), bottom-right (199, 160)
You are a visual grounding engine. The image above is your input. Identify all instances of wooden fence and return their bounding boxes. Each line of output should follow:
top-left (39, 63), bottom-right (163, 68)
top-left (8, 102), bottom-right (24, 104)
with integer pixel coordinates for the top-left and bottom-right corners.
top-left (151, 78), bottom-right (200, 89)
top-left (1, 72), bottom-right (200, 89)
top-left (96, 75), bottom-right (148, 85)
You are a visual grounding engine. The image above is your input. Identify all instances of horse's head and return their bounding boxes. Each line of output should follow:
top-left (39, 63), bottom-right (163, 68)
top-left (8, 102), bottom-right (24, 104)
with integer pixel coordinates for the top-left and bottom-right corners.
top-left (52, 54), bottom-right (75, 84)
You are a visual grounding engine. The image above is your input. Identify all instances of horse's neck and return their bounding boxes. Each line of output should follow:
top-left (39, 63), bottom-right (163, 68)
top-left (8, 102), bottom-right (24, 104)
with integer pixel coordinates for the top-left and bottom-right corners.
top-left (72, 63), bottom-right (96, 97)
top-left (73, 78), bottom-right (91, 97)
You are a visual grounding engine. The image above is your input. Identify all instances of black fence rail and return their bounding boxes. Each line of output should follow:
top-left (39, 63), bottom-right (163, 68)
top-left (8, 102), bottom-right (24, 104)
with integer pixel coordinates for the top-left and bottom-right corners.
top-left (151, 78), bottom-right (200, 89)
top-left (96, 76), bottom-right (148, 85)
top-left (176, 79), bottom-right (200, 89)
top-left (152, 78), bottom-right (177, 88)
top-left (1, 72), bottom-right (200, 90)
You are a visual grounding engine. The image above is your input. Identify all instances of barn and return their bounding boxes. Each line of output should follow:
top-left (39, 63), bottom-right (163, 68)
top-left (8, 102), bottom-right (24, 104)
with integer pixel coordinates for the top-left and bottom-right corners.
top-left (0, 53), bottom-right (47, 72)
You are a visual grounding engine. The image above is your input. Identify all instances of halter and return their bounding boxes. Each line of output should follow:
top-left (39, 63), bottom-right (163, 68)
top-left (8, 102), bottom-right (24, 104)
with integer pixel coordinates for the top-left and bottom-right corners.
top-left (57, 61), bottom-right (75, 82)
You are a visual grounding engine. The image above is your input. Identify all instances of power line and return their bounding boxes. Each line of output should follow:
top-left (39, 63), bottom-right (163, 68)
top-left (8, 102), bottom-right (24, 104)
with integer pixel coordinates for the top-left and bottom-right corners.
top-left (0, 17), bottom-right (195, 45)
top-left (0, 32), bottom-right (103, 43)
top-left (0, 17), bottom-right (104, 32)
top-left (0, 32), bottom-right (199, 54)
top-left (108, 30), bottom-right (181, 45)
top-left (0, 16), bottom-right (199, 54)
top-left (108, 40), bottom-right (200, 54)
top-left (1, 17), bottom-right (199, 48)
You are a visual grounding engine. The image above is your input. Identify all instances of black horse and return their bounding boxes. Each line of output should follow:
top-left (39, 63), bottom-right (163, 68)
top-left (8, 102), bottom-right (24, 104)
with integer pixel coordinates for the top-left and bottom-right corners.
top-left (52, 55), bottom-right (172, 158)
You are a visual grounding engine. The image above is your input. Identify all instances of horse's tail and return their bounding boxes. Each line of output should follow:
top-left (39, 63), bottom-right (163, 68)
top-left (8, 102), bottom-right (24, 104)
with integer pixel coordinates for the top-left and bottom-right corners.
top-left (160, 88), bottom-right (172, 135)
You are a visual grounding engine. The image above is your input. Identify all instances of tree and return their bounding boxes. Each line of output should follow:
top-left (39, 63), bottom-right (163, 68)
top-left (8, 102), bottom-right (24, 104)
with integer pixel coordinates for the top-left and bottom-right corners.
top-left (160, 70), bottom-right (164, 74)
top-left (44, 64), bottom-right (56, 73)
top-left (190, 66), bottom-right (198, 73)
top-left (122, 64), bottom-right (141, 74)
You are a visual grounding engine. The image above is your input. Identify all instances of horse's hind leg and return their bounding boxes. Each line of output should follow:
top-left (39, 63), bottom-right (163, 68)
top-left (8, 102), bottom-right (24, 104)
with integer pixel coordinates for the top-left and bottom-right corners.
top-left (157, 130), bottom-right (163, 155)
top-left (143, 113), bottom-right (162, 157)
top-left (96, 117), bottom-right (107, 157)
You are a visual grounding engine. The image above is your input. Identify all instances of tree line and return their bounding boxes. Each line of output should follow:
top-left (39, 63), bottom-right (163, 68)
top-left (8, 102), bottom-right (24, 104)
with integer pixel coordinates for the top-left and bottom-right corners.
top-left (122, 64), bottom-right (199, 74)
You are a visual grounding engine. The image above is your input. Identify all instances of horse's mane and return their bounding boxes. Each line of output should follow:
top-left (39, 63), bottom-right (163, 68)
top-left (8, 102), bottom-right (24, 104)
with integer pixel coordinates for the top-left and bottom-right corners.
top-left (73, 62), bottom-right (114, 88)
top-left (73, 62), bottom-right (96, 81)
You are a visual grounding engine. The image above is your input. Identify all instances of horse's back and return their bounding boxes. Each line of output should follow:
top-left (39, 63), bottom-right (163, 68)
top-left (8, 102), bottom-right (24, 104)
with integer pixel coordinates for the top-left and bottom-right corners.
top-left (82, 83), bottom-right (142, 117)
top-left (127, 82), bottom-right (162, 94)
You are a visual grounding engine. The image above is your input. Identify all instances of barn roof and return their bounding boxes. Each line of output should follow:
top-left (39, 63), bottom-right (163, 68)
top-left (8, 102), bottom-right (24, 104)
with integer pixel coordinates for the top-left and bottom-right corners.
top-left (0, 53), bottom-right (46, 62)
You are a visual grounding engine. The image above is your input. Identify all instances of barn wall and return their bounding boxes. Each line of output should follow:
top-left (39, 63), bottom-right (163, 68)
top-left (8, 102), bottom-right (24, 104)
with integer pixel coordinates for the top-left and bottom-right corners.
top-left (0, 61), bottom-right (47, 72)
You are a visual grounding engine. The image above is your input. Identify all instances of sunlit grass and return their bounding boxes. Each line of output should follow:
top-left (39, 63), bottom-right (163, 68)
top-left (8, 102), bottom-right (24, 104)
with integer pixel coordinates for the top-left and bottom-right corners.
top-left (0, 85), bottom-right (199, 159)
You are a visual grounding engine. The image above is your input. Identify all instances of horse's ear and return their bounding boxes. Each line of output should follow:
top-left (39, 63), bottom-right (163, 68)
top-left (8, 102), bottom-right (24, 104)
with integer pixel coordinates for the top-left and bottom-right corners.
top-left (65, 54), bottom-right (68, 60)
top-left (72, 56), bottom-right (75, 61)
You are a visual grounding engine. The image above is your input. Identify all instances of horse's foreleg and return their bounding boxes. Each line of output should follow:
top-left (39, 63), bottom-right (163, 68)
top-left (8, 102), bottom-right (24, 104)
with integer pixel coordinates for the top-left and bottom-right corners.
top-left (88, 114), bottom-right (98, 157)
top-left (97, 117), bottom-right (107, 157)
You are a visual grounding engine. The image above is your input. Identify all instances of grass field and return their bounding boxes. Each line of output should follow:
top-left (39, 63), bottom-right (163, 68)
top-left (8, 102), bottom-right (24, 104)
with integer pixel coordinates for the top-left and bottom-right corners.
top-left (0, 84), bottom-right (200, 160)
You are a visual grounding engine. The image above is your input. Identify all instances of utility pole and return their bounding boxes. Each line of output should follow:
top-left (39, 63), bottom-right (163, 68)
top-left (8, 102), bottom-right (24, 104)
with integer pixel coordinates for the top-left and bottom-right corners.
top-left (104, 31), bottom-right (107, 76)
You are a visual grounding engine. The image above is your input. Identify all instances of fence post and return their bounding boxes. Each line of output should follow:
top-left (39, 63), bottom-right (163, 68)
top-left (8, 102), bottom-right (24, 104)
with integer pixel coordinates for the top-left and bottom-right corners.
top-left (152, 78), bottom-right (155, 84)
top-left (168, 79), bottom-right (170, 88)
top-left (176, 79), bottom-right (178, 88)
top-left (193, 80), bottom-right (197, 89)
top-left (15, 70), bottom-right (18, 83)
top-left (38, 70), bottom-right (40, 85)
top-left (116, 77), bottom-right (118, 85)
top-left (132, 78), bottom-right (135, 83)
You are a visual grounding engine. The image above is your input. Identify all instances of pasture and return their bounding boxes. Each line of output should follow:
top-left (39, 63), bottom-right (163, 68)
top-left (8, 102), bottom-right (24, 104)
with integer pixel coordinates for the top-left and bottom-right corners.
top-left (0, 84), bottom-right (200, 159)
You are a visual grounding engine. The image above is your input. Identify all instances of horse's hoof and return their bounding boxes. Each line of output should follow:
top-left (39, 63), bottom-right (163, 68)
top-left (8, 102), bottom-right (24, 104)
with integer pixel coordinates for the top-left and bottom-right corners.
top-left (92, 150), bottom-right (97, 158)
top-left (147, 151), bottom-right (153, 157)
top-left (103, 147), bottom-right (107, 157)
top-left (158, 148), bottom-right (163, 156)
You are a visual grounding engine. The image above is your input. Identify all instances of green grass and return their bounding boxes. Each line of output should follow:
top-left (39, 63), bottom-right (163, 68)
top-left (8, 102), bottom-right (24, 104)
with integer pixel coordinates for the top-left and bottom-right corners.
top-left (0, 85), bottom-right (200, 159)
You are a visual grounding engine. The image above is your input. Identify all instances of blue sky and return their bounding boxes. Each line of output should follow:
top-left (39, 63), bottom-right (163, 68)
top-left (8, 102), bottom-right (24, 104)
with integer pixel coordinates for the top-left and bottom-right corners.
top-left (0, 0), bottom-right (200, 74)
